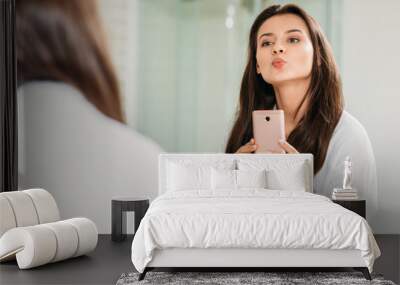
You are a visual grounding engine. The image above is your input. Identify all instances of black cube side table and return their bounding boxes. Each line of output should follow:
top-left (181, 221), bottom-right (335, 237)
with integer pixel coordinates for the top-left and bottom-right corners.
top-left (332, 199), bottom-right (366, 218)
top-left (111, 197), bottom-right (149, 242)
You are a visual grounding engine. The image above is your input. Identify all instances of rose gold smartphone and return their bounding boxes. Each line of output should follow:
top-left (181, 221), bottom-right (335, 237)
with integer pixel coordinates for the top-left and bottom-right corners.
top-left (252, 110), bottom-right (285, 153)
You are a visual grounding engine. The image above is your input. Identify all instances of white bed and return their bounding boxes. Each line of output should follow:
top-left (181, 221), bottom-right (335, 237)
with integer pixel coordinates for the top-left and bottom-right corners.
top-left (131, 154), bottom-right (380, 280)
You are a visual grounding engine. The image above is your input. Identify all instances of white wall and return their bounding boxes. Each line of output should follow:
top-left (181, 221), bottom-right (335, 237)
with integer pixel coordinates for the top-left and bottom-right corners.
top-left (341, 0), bottom-right (400, 233)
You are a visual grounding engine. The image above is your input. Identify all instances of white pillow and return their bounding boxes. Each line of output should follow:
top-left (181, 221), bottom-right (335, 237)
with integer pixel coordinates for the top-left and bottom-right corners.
top-left (266, 163), bottom-right (307, 191)
top-left (236, 169), bottom-right (267, 188)
top-left (211, 168), bottom-right (267, 190)
top-left (211, 168), bottom-right (236, 190)
top-left (167, 162), bottom-right (211, 191)
top-left (237, 158), bottom-right (309, 191)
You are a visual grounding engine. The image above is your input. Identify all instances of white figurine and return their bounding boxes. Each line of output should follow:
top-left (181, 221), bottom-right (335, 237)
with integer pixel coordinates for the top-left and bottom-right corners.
top-left (342, 156), bottom-right (352, 190)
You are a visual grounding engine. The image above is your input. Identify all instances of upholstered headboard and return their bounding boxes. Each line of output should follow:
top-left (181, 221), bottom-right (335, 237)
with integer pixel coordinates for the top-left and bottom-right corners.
top-left (159, 153), bottom-right (314, 195)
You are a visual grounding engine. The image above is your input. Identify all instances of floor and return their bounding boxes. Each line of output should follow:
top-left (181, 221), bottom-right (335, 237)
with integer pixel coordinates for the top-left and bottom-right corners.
top-left (0, 235), bottom-right (399, 285)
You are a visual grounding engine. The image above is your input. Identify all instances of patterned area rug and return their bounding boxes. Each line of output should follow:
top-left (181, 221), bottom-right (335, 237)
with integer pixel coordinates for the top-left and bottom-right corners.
top-left (116, 271), bottom-right (396, 285)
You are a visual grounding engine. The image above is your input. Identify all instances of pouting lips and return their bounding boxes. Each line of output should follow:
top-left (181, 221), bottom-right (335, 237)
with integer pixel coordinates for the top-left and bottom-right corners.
top-left (272, 58), bottom-right (286, 68)
top-left (272, 61), bottom-right (286, 68)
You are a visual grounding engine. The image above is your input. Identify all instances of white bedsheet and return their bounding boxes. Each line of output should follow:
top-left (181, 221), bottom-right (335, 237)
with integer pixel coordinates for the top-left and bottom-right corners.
top-left (131, 189), bottom-right (380, 273)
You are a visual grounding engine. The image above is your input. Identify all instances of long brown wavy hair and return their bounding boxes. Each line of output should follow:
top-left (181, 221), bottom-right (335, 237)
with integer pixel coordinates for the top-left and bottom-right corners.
top-left (225, 4), bottom-right (343, 174)
top-left (16, 0), bottom-right (125, 123)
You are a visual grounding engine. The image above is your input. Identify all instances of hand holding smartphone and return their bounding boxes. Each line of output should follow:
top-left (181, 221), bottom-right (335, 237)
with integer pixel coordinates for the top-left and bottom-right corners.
top-left (252, 110), bottom-right (285, 154)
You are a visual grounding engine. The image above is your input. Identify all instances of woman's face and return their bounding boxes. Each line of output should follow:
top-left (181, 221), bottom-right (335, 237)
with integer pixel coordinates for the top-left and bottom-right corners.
top-left (256, 14), bottom-right (314, 85)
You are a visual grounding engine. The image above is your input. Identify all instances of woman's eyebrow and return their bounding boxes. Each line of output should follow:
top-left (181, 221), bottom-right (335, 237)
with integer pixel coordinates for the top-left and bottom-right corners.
top-left (259, 29), bottom-right (303, 39)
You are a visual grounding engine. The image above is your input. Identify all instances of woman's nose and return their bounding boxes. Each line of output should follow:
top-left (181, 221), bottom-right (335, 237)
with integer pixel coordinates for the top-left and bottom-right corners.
top-left (272, 48), bottom-right (284, 54)
top-left (272, 41), bottom-right (285, 54)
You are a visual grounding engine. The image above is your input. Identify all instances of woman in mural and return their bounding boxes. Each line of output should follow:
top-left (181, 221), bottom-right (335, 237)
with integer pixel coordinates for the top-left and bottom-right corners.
top-left (225, 4), bottom-right (377, 225)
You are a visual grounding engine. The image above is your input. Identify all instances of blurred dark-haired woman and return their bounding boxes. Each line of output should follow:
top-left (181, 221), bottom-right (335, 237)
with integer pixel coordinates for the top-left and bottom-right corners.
top-left (16, 0), bottom-right (163, 233)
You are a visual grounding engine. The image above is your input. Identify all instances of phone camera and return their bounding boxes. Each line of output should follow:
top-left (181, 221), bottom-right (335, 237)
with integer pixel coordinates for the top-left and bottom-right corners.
top-left (265, 116), bottom-right (270, 122)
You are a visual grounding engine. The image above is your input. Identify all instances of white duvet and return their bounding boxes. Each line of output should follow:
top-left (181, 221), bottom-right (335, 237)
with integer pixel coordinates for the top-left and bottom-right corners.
top-left (131, 189), bottom-right (380, 273)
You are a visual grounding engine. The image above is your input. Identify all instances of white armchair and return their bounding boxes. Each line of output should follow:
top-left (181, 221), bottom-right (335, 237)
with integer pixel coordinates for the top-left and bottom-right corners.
top-left (0, 188), bottom-right (98, 269)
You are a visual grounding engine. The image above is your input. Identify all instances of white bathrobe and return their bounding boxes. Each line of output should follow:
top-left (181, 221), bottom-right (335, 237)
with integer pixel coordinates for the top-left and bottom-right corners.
top-left (314, 110), bottom-right (378, 228)
top-left (18, 81), bottom-right (163, 233)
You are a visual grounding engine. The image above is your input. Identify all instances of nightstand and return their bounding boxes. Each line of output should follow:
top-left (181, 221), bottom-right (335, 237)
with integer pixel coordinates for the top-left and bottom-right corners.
top-left (111, 197), bottom-right (149, 242)
top-left (332, 199), bottom-right (366, 218)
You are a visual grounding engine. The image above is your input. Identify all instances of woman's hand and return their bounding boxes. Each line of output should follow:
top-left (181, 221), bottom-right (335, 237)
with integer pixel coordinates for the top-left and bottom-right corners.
top-left (278, 140), bottom-right (299, 154)
top-left (235, 138), bottom-right (258, 153)
top-left (235, 138), bottom-right (299, 154)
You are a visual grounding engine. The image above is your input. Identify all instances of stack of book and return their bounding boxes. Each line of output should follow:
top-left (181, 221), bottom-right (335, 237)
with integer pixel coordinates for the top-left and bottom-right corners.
top-left (332, 188), bottom-right (358, 200)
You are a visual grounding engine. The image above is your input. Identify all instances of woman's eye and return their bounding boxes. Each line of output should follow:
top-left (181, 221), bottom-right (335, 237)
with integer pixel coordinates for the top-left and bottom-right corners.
top-left (289, 37), bottom-right (300, 44)
top-left (261, 41), bottom-right (272, 47)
